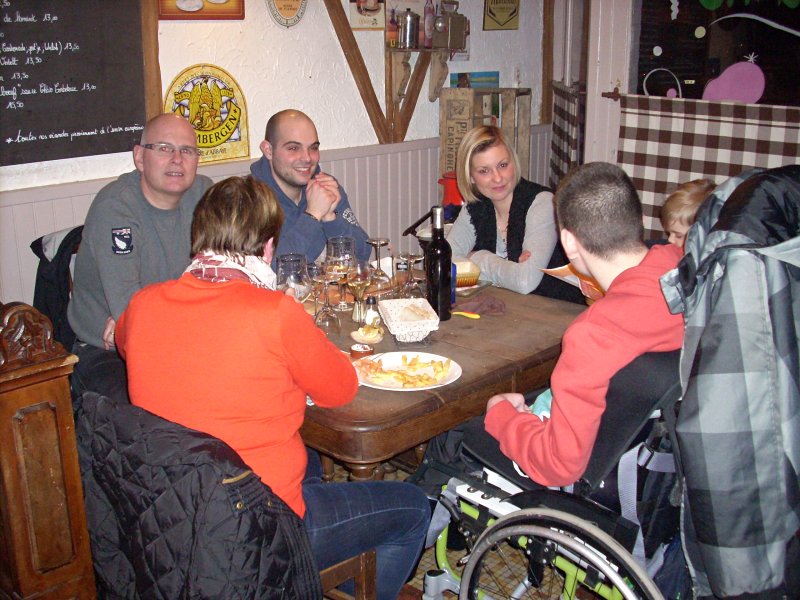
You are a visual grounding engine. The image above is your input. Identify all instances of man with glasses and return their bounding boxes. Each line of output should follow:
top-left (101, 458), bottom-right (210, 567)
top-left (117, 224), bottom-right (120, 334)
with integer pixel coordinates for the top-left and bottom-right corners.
top-left (68, 113), bottom-right (212, 403)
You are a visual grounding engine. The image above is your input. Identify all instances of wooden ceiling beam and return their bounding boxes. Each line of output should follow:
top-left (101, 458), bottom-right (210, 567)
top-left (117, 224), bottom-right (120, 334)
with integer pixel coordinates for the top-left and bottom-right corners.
top-left (397, 52), bottom-right (431, 142)
top-left (323, 0), bottom-right (391, 144)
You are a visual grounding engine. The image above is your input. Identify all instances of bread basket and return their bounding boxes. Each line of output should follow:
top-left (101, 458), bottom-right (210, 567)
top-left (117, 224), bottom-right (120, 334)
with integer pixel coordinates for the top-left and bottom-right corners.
top-left (454, 260), bottom-right (481, 287)
top-left (378, 298), bottom-right (440, 343)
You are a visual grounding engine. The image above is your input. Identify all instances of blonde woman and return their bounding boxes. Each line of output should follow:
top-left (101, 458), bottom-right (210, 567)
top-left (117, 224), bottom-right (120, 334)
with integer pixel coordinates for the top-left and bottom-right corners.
top-left (446, 125), bottom-right (581, 301)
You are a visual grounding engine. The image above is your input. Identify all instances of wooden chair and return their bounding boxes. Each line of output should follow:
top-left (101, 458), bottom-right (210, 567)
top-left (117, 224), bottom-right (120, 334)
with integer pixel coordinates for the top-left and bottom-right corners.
top-left (0, 302), bottom-right (95, 599)
top-left (320, 548), bottom-right (377, 600)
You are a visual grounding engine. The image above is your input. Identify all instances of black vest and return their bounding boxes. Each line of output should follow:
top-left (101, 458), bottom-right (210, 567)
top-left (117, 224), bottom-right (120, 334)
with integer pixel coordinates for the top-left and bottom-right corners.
top-left (465, 179), bottom-right (584, 304)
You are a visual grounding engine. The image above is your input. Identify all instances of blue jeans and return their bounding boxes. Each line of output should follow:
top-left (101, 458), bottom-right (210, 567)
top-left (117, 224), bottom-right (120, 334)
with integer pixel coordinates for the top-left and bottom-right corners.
top-left (302, 449), bottom-right (430, 600)
top-left (70, 341), bottom-right (129, 405)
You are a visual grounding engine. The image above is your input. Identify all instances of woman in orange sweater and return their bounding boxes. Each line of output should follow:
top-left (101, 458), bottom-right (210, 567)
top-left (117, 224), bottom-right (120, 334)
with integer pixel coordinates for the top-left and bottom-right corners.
top-left (116, 175), bottom-right (429, 600)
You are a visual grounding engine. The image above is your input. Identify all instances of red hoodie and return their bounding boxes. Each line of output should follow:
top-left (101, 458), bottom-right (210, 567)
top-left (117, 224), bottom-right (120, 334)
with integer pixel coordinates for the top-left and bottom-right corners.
top-left (485, 244), bottom-right (684, 486)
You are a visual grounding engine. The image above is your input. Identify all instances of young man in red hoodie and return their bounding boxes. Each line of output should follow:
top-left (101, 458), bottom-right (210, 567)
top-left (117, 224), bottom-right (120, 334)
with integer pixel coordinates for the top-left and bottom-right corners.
top-left (484, 162), bottom-right (685, 486)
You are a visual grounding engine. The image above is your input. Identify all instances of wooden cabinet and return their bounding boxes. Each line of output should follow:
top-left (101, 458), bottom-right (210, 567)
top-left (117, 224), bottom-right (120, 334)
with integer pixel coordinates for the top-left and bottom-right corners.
top-left (0, 303), bottom-right (95, 600)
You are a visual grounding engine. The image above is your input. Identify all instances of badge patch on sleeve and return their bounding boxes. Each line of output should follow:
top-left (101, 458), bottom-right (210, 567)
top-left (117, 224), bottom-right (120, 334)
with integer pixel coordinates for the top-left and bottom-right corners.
top-left (341, 207), bottom-right (360, 226)
top-left (111, 228), bottom-right (133, 254)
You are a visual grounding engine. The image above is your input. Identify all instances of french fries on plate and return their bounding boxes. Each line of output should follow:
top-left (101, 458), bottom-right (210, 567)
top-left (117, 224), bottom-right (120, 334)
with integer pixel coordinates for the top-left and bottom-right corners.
top-left (355, 354), bottom-right (452, 389)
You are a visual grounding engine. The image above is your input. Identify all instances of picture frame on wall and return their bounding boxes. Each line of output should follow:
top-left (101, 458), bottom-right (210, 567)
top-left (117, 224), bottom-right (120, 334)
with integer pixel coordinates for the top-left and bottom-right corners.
top-left (350, 0), bottom-right (385, 30)
top-left (158, 0), bottom-right (245, 21)
top-left (483, 0), bottom-right (519, 31)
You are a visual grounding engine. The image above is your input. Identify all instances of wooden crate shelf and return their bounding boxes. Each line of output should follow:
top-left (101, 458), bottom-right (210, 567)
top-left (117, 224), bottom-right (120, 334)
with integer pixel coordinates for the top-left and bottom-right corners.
top-left (439, 87), bottom-right (532, 180)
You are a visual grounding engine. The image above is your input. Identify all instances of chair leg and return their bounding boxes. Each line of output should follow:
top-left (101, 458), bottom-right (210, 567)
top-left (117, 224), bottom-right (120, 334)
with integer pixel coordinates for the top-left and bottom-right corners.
top-left (321, 454), bottom-right (336, 482)
top-left (319, 548), bottom-right (377, 600)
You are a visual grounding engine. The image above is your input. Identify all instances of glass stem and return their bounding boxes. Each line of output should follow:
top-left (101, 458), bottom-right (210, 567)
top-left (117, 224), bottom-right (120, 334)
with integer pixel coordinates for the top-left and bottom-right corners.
top-left (322, 282), bottom-right (331, 308)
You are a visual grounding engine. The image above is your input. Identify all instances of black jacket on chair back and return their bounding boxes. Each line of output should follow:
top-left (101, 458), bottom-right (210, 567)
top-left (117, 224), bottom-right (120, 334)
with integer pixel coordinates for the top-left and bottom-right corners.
top-left (30, 225), bottom-right (83, 349)
top-left (74, 392), bottom-right (322, 600)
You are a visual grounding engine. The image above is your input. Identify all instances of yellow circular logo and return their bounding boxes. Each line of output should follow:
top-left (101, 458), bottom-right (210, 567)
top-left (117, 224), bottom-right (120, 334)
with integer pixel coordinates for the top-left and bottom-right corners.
top-left (163, 64), bottom-right (249, 163)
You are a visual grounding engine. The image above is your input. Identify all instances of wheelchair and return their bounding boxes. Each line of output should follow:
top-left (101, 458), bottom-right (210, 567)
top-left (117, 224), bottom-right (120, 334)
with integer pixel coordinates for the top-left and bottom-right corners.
top-left (420, 351), bottom-right (682, 600)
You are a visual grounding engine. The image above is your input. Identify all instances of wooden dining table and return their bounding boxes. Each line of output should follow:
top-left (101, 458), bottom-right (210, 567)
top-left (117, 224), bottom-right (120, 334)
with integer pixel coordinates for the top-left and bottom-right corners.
top-left (300, 286), bottom-right (585, 481)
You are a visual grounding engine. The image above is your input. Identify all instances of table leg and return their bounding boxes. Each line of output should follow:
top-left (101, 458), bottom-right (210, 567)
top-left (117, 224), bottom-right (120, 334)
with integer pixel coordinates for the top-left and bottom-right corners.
top-left (348, 462), bottom-right (385, 481)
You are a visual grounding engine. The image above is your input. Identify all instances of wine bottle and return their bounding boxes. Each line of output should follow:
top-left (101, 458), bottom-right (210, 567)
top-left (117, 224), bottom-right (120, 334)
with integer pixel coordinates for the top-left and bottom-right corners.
top-left (425, 206), bottom-right (452, 321)
top-left (385, 8), bottom-right (398, 48)
top-left (423, 0), bottom-right (435, 49)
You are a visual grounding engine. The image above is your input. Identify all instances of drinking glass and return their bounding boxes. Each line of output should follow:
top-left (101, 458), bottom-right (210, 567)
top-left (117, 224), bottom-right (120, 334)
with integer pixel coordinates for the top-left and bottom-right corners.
top-left (397, 252), bottom-right (425, 299)
top-left (367, 237), bottom-right (393, 297)
top-left (314, 258), bottom-right (341, 336)
top-left (314, 302), bottom-right (341, 337)
top-left (347, 260), bottom-right (373, 324)
top-left (276, 254), bottom-right (312, 303)
top-left (306, 260), bottom-right (326, 315)
top-left (326, 236), bottom-right (356, 312)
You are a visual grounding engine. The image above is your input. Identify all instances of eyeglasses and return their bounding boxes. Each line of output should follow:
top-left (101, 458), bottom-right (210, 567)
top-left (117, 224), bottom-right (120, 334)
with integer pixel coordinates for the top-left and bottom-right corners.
top-left (142, 143), bottom-right (202, 157)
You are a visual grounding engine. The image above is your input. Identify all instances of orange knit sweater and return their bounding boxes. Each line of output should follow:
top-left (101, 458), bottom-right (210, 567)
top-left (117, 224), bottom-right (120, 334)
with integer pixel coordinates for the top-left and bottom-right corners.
top-left (116, 273), bottom-right (358, 517)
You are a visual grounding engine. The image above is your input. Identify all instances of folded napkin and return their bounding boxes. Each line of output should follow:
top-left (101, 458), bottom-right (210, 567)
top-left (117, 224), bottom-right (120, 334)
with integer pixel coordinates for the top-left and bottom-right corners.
top-left (454, 293), bottom-right (506, 316)
top-left (529, 388), bottom-right (552, 421)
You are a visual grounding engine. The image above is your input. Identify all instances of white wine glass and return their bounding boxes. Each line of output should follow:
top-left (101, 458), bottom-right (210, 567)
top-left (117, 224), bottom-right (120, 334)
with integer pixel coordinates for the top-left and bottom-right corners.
top-left (347, 260), bottom-right (373, 324)
top-left (276, 254), bottom-right (313, 303)
top-left (367, 237), bottom-right (393, 297)
top-left (326, 236), bottom-right (356, 312)
top-left (306, 260), bottom-right (326, 315)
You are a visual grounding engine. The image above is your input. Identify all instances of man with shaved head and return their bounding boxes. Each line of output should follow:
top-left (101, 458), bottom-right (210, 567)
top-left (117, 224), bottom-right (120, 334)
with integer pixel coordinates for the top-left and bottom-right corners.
top-left (250, 109), bottom-right (370, 262)
top-left (68, 113), bottom-right (212, 403)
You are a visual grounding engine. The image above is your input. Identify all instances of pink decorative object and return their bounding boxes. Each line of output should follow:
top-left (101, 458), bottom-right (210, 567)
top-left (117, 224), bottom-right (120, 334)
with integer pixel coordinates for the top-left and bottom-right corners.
top-left (702, 61), bottom-right (765, 103)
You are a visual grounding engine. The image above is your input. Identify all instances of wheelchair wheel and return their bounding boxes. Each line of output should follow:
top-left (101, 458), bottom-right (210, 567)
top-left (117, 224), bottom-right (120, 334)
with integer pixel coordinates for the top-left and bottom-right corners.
top-left (458, 508), bottom-right (663, 600)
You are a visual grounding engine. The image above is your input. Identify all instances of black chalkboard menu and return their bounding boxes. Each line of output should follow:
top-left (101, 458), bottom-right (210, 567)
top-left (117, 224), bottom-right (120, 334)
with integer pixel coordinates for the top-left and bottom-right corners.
top-left (1, 0), bottom-right (157, 166)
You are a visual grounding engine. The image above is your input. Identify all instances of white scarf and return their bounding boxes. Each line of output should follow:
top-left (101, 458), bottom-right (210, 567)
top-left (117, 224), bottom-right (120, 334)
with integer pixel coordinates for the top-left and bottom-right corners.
top-left (185, 251), bottom-right (277, 290)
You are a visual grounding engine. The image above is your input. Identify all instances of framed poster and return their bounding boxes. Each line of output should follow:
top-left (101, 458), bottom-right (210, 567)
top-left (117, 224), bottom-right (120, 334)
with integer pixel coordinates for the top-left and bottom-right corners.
top-left (350, 0), bottom-right (385, 30)
top-left (483, 0), bottom-right (519, 31)
top-left (159, 0), bottom-right (245, 20)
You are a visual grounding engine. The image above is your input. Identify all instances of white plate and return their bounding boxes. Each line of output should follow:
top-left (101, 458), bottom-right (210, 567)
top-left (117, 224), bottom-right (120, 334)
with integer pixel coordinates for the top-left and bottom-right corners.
top-left (354, 351), bottom-right (461, 391)
top-left (176, 0), bottom-right (203, 11)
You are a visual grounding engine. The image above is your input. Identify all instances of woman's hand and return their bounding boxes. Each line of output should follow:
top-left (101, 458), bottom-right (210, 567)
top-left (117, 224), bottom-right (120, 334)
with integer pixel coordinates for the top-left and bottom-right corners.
top-left (518, 250), bottom-right (532, 263)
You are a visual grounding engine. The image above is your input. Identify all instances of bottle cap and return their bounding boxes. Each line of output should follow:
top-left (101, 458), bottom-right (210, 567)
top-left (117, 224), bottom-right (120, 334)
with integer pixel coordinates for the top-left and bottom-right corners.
top-left (431, 205), bottom-right (445, 229)
top-left (366, 296), bottom-right (377, 306)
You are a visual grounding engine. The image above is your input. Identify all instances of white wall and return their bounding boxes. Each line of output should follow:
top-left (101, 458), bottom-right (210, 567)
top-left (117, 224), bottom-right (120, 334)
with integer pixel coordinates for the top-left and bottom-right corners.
top-left (0, 0), bottom-right (545, 192)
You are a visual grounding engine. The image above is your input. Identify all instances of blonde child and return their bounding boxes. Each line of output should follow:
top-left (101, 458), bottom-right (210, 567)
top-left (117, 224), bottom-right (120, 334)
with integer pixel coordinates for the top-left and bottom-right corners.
top-left (660, 179), bottom-right (716, 247)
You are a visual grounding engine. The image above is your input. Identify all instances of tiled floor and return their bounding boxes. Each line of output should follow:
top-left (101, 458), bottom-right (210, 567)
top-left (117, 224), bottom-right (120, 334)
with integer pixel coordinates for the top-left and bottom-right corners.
top-left (331, 462), bottom-right (567, 600)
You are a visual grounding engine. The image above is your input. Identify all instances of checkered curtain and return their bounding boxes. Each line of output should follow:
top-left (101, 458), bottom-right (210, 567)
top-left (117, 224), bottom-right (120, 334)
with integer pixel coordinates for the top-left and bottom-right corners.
top-left (617, 94), bottom-right (800, 239)
top-left (549, 82), bottom-right (584, 190)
